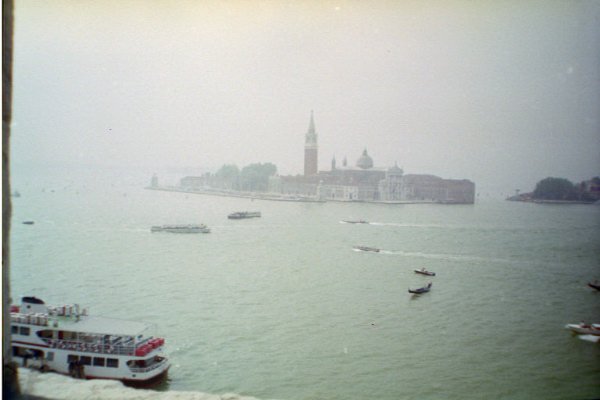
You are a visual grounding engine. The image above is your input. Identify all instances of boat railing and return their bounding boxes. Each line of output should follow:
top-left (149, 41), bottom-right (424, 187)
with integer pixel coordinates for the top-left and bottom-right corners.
top-left (128, 357), bottom-right (168, 373)
top-left (43, 337), bottom-right (163, 357)
top-left (44, 339), bottom-right (137, 356)
top-left (10, 313), bottom-right (50, 327)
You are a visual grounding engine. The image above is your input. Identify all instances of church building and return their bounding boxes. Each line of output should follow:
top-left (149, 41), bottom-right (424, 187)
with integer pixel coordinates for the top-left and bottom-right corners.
top-left (269, 113), bottom-right (475, 204)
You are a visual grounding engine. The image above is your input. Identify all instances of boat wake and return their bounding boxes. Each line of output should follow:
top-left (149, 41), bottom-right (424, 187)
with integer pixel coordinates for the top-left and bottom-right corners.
top-left (368, 222), bottom-right (445, 228)
top-left (18, 368), bottom-right (269, 400)
top-left (382, 250), bottom-right (511, 264)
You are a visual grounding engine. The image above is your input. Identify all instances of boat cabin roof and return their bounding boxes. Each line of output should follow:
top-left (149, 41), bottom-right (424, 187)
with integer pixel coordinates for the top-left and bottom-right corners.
top-left (57, 315), bottom-right (152, 337)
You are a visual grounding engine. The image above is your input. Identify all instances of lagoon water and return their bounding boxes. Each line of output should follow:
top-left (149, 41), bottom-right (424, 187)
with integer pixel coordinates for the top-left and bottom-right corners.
top-left (9, 167), bottom-right (600, 400)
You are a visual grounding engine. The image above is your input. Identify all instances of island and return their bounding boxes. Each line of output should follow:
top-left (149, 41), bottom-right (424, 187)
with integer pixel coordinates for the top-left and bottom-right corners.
top-left (146, 113), bottom-right (476, 205)
top-left (506, 177), bottom-right (600, 204)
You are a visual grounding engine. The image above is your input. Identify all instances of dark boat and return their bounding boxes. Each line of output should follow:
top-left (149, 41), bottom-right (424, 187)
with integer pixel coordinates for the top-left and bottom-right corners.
top-left (22, 221), bottom-right (35, 225)
top-left (342, 220), bottom-right (368, 224)
top-left (408, 282), bottom-right (432, 294)
top-left (414, 268), bottom-right (436, 276)
top-left (588, 281), bottom-right (600, 291)
top-left (353, 245), bottom-right (380, 253)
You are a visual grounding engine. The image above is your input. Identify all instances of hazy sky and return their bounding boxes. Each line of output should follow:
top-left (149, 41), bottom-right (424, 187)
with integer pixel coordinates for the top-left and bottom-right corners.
top-left (10, 0), bottom-right (600, 196)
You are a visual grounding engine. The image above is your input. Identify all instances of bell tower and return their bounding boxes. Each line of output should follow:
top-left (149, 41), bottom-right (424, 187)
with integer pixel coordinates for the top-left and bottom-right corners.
top-left (304, 111), bottom-right (318, 176)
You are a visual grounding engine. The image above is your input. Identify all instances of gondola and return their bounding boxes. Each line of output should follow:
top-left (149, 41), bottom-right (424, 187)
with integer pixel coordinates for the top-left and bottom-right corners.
top-left (408, 282), bottom-right (432, 294)
top-left (588, 281), bottom-right (600, 291)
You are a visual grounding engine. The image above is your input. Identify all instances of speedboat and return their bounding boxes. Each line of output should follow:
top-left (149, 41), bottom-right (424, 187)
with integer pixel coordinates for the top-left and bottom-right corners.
top-left (151, 224), bottom-right (210, 233)
top-left (342, 220), bottom-right (368, 224)
top-left (353, 245), bottom-right (380, 253)
top-left (565, 322), bottom-right (600, 335)
top-left (408, 282), bottom-right (432, 294)
top-left (10, 296), bottom-right (169, 385)
top-left (414, 268), bottom-right (436, 276)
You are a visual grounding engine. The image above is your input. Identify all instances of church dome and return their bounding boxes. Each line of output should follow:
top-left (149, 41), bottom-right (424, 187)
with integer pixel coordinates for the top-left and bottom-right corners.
top-left (387, 163), bottom-right (403, 175)
top-left (356, 149), bottom-right (373, 169)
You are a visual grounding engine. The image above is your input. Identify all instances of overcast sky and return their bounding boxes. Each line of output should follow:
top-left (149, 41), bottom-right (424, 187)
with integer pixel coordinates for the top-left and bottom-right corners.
top-left (10, 0), bottom-right (600, 196)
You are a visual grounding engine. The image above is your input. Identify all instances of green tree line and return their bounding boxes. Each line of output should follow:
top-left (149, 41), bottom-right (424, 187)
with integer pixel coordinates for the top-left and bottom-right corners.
top-left (533, 176), bottom-right (599, 201)
top-left (211, 163), bottom-right (277, 192)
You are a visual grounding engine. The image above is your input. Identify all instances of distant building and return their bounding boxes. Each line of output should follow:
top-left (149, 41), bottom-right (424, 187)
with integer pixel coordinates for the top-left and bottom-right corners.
top-left (304, 111), bottom-right (318, 176)
top-left (581, 178), bottom-right (600, 200)
top-left (269, 113), bottom-right (475, 204)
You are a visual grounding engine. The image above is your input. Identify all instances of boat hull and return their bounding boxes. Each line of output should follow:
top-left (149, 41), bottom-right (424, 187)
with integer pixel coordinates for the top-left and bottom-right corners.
top-left (588, 282), bottom-right (600, 291)
top-left (414, 270), bottom-right (435, 276)
top-left (228, 212), bottom-right (261, 219)
top-left (151, 225), bottom-right (209, 233)
top-left (408, 288), bottom-right (430, 294)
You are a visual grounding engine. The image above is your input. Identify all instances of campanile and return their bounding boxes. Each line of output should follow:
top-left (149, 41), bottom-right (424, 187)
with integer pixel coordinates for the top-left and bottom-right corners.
top-left (304, 111), bottom-right (318, 176)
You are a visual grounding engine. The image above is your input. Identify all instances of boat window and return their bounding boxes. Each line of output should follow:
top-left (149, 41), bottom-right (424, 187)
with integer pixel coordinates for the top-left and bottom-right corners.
top-left (11, 326), bottom-right (18, 334)
top-left (106, 358), bottom-right (119, 368)
top-left (46, 352), bottom-right (54, 362)
top-left (36, 330), bottom-right (53, 339)
top-left (93, 357), bottom-right (105, 367)
top-left (80, 356), bottom-right (91, 366)
top-left (67, 355), bottom-right (79, 364)
top-left (19, 327), bottom-right (30, 336)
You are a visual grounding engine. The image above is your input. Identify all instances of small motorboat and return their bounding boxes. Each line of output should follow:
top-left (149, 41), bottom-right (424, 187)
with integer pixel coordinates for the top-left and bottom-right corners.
top-left (22, 221), bottom-right (35, 225)
top-left (408, 282), bottom-right (432, 294)
top-left (565, 322), bottom-right (600, 335)
top-left (353, 245), bottom-right (380, 253)
top-left (588, 281), bottom-right (600, 291)
top-left (342, 220), bottom-right (368, 224)
top-left (414, 268), bottom-right (436, 276)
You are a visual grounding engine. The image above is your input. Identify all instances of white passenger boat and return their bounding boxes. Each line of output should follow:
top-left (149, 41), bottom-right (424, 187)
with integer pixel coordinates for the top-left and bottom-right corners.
top-left (228, 211), bottom-right (261, 219)
top-left (10, 296), bottom-right (169, 386)
top-left (151, 224), bottom-right (210, 233)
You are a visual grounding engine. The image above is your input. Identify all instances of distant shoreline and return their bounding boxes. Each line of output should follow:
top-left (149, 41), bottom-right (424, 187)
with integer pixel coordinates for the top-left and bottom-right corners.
top-left (506, 197), bottom-right (597, 205)
top-left (145, 186), bottom-right (458, 205)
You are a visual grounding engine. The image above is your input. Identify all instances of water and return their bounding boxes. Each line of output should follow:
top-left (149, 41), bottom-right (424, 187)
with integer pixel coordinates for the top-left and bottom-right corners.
top-left (8, 166), bottom-right (600, 400)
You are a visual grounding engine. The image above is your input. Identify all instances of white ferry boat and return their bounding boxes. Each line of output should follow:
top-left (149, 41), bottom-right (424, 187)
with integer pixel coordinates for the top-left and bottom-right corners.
top-left (151, 224), bottom-right (210, 233)
top-left (227, 211), bottom-right (261, 219)
top-left (10, 296), bottom-right (170, 386)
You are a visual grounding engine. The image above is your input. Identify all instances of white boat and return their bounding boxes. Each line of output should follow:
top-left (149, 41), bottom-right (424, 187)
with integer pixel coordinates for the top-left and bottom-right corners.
top-left (565, 323), bottom-right (600, 335)
top-left (10, 296), bottom-right (170, 386)
top-left (228, 211), bottom-right (261, 219)
top-left (151, 224), bottom-right (210, 233)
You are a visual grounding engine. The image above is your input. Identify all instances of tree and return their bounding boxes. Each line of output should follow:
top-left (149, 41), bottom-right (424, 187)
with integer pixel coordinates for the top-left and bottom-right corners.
top-left (215, 164), bottom-right (240, 190)
top-left (532, 177), bottom-right (576, 200)
top-left (240, 163), bottom-right (277, 192)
